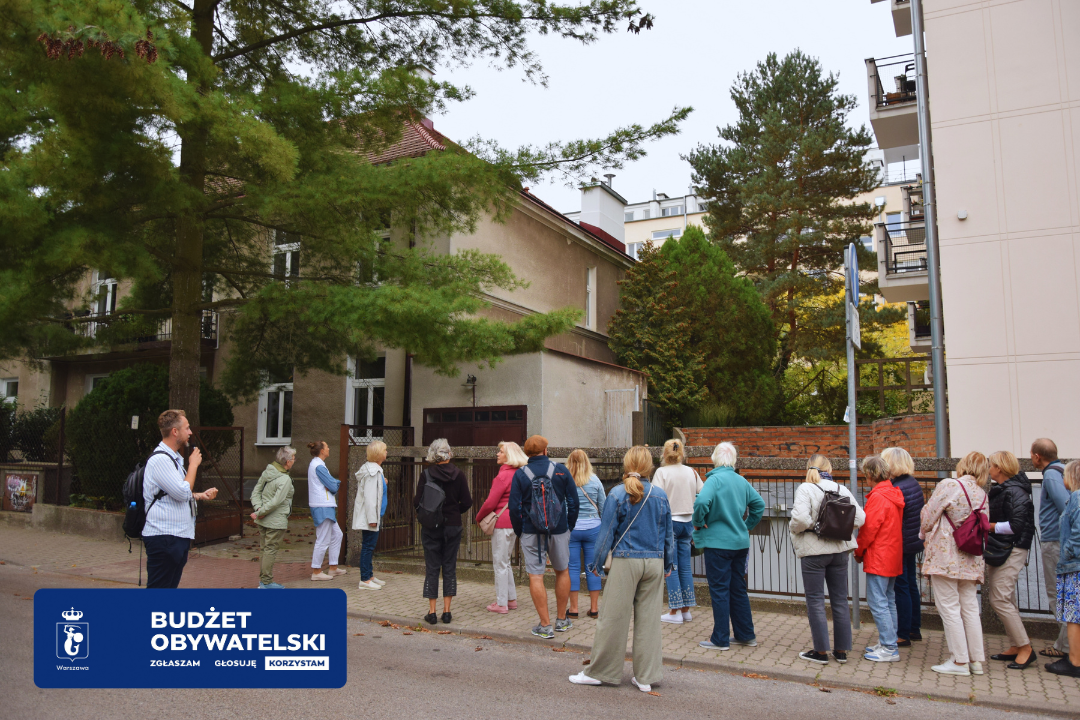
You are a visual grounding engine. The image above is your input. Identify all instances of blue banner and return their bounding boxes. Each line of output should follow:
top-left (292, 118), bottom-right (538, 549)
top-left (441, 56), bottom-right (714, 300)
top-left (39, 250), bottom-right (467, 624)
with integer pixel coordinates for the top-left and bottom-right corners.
top-left (35, 589), bottom-right (347, 688)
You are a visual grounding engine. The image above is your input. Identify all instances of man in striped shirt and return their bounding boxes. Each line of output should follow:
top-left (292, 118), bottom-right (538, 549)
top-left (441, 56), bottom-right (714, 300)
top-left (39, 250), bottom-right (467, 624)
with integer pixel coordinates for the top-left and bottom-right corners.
top-left (142, 409), bottom-right (217, 588)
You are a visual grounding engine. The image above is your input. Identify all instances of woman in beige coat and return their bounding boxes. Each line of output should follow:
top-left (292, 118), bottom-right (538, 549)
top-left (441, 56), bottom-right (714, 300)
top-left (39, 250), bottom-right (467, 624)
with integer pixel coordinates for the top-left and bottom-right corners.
top-left (921, 451), bottom-right (991, 676)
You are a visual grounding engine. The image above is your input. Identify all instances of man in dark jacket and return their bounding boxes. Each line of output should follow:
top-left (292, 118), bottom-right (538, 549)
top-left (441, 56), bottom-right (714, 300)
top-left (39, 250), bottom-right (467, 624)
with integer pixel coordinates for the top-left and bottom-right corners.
top-left (508, 435), bottom-right (579, 640)
top-left (882, 447), bottom-right (925, 646)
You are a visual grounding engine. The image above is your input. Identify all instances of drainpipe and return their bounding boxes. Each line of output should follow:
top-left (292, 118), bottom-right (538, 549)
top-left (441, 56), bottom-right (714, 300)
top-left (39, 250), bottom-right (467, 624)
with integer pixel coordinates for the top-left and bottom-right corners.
top-left (911, 0), bottom-right (949, 459)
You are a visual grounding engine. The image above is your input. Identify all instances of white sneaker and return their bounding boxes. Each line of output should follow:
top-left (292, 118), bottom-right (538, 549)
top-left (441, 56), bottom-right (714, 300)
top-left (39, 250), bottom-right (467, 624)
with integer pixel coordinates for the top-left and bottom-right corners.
top-left (681, 610), bottom-right (692, 622)
top-left (329, 568), bottom-right (348, 576)
top-left (370, 576), bottom-right (386, 585)
top-left (864, 647), bottom-right (900, 663)
top-left (631, 676), bottom-right (651, 693)
top-left (310, 572), bottom-right (334, 581)
top-left (969, 661), bottom-right (984, 675)
top-left (932, 659), bottom-right (971, 676)
top-left (865, 643), bottom-right (882, 653)
top-left (660, 612), bottom-right (683, 624)
top-left (568, 671), bottom-right (601, 686)
top-left (357, 579), bottom-right (381, 590)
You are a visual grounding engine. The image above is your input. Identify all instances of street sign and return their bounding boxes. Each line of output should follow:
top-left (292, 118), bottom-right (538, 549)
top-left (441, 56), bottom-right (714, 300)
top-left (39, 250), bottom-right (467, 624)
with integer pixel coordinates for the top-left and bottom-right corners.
top-left (847, 242), bottom-right (860, 306)
top-left (849, 302), bottom-right (861, 350)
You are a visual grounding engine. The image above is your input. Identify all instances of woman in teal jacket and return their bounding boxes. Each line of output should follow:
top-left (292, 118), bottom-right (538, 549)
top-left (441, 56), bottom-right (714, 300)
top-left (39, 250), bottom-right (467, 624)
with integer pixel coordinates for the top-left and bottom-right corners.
top-left (693, 442), bottom-right (764, 651)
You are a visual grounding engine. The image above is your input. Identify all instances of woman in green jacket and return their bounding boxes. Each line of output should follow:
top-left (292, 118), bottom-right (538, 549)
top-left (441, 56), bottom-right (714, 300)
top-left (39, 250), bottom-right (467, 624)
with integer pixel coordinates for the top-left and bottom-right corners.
top-left (251, 446), bottom-right (296, 589)
top-left (693, 442), bottom-right (765, 651)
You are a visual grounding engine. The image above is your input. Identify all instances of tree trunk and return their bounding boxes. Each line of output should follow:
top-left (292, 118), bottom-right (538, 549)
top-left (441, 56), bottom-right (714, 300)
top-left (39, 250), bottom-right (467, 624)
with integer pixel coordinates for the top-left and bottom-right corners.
top-left (168, 1), bottom-right (215, 427)
top-left (779, 245), bottom-right (800, 371)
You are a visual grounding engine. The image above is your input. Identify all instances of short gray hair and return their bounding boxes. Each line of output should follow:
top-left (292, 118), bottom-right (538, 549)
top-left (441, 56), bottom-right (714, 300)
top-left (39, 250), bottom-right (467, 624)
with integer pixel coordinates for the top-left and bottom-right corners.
top-left (276, 446), bottom-right (296, 464)
top-left (426, 438), bottom-right (453, 463)
top-left (711, 442), bottom-right (737, 468)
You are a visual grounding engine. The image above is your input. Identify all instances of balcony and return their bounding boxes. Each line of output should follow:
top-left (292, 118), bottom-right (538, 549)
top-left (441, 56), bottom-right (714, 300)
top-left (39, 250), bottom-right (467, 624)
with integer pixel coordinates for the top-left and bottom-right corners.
top-left (49, 310), bottom-right (219, 358)
top-left (866, 54), bottom-right (919, 150)
top-left (875, 221), bottom-right (929, 303)
top-left (907, 301), bottom-right (931, 351)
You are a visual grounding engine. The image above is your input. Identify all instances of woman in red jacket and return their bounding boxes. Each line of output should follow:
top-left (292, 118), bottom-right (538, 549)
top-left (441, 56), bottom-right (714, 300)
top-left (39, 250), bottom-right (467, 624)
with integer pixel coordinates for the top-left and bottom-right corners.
top-left (476, 441), bottom-right (528, 613)
top-left (856, 455), bottom-right (905, 663)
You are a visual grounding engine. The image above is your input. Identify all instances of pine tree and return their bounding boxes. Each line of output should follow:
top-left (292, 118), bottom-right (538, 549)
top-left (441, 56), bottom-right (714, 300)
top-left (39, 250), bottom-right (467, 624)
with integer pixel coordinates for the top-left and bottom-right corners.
top-left (0, 0), bottom-right (689, 421)
top-left (687, 50), bottom-right (900, 371)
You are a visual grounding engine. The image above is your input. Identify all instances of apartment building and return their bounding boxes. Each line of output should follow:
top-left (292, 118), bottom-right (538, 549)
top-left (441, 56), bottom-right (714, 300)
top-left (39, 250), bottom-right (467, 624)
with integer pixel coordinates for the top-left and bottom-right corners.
top-left (867, 0), bottom-right (1080, 456)
top-left (0, 117), bottom-right (646, 480)
top-left (564, 186), bottom-right (708, 260)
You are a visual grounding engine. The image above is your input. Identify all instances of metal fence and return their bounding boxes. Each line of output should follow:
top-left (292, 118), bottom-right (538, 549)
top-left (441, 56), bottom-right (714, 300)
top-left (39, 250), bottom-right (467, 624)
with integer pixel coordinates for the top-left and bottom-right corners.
top-left (881, 221), bottom-right (927, 274)
top-left (870, 53), bottom-right (917, 108)
top-left (190, 427), bottom-right (246, 544)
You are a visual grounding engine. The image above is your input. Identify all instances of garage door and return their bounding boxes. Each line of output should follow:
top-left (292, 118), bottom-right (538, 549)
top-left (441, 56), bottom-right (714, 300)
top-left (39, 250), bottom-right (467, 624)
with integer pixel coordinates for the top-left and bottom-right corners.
top-left (422, 406), bottom-right (528, 447)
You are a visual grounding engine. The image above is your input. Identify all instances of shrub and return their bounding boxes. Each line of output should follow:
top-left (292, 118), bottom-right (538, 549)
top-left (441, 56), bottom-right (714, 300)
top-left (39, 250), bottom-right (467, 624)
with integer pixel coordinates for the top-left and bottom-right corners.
top-left (66, 364), bottom-right (234, 502)
top-left (13, 406), bottom-right (64, 461)
top-left (0, 402), bottom-right (14, 462)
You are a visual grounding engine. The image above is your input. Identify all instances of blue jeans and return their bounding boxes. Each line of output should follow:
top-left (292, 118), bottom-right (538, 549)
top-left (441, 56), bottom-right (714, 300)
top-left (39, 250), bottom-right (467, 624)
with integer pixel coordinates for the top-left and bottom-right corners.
top-left (703, 548), bottom-right (755, 647)
top-left (666, 521), bottom-right (696, 608)
top-left (894, 552), bottom-right (922, 640)
top-left (569, 524), bottom-right (602, 592)
top-left (360, 529), bottom-right (380, 582)
top-left (866, 573), bottom-right (898, 651)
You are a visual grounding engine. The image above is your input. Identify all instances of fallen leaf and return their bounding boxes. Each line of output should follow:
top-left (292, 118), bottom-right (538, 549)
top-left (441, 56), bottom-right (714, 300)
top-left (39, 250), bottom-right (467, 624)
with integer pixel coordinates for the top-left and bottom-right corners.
top-left (71, 564), bottom-right (76, 567)
top-left (389, 623), bottom-right (401, 629)
top-left (250, 557), bottom-right (258, 562)
top-left (582, 659), bottom-right (591, 665)
top-left (552, 648), bottom-right (566, 653)
top-left (0, 561), bottom-right (6, 565)
top-left (402, 632), bottom-right (413, 636)
top-left (475, 647), bottom-right (483, 652)
top-left (477, 635), bottom-right (492, 640)
top-left (437, 631), bottom-right (452, 635)
top-left (353, 633), bottom-right (365, 636)
top-left (379, 621), bottom-right (391, 627)
top-left (743, 672), bottom-right (768, 680)
top-left (886, 700), bottom-right (896, 706)
top-left (232, 554), bottom-right (238, 557)
top-left (647, 691), bottom-right (661, 697)
top-left (819, 688), bottom-right (832, 693)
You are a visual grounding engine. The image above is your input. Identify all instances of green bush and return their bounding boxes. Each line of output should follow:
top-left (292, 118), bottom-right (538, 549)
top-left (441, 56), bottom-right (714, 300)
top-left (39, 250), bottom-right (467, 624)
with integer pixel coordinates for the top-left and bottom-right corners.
top-left (13, 406), bottom-right (63, 461)
top-left (66, 364), bottom-right (235, 502)
top-left (0, 402), bottom-right (14, 462)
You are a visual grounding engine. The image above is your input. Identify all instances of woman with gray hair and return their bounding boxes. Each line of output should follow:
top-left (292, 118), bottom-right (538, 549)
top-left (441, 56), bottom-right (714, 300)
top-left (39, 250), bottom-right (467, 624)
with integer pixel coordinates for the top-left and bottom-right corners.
top-left (692, 442), bottom-right (765, 651)
top-left (250, 446), bottom-right (296, 589)
top-left (415, 439), bottom-right (473, 625)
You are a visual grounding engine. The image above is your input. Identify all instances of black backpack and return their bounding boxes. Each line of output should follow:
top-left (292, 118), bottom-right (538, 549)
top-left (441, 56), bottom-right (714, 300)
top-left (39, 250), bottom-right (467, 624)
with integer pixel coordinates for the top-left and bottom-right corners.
top-left (122, 451), bottom-right (176, 539)
top-left (811, 484), bottom-right (857, 541)
top-left (416, 470), bottom-right (446, 529)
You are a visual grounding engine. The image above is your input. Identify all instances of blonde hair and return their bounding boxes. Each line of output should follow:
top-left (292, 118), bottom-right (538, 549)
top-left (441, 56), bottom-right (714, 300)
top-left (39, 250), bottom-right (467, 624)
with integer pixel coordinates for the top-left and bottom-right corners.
top-left (662, 439), bottom-right (685, 466)
top-left (567, 449), bottom-right (594, 487)
top-left (711, 442), bottom-right (737, 468)
top-left (1064, 461), bottom-right (1080, 493)
top-left (861, 455), bottom-right (889, 482)
top-left (622, 446), bottom-right (653, 504)
top-left (805, 454), bottom-right (832, 484)
top-left (498, 441), bottom-right (528, 469)
top-left (955, 451), bottom-right (990, 488)
top-left (988, 450), bottom-right (1020, 478)
top-left (366, 440), bottom-right (387, 463)
top-left (880, 446), bottom-right (915, 478)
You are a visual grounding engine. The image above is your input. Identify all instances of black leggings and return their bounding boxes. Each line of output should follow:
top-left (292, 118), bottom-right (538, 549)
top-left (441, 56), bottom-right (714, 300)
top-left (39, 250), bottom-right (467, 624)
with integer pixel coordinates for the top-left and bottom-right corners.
top-left (422, 525), bottom-right (463, 599)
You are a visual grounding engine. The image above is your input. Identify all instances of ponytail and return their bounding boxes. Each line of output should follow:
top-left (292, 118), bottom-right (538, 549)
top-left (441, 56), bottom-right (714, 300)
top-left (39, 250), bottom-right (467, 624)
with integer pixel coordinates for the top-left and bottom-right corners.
top-left (805, 453), bottom-right (832, 484)
top-left (622, 446), bottom-right (653, 504)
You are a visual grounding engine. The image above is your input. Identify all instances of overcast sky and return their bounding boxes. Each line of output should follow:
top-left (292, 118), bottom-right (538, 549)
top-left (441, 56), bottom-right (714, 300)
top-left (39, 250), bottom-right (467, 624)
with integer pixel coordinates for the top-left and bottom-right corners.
top-left (429, 0), bottom-right (915, 214)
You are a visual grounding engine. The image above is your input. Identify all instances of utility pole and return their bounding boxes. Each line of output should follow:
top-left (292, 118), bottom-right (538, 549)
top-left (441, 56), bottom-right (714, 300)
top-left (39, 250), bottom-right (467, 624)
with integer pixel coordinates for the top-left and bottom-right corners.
top-left (845, 243), bottom-right (861, 629)
top-left (911, 0), bottom-right (949, 459)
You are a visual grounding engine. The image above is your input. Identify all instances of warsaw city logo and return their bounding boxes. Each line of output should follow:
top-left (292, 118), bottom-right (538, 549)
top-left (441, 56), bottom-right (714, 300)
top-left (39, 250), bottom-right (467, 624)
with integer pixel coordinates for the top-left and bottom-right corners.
top-left (56, 608), bottom-right (89, 661)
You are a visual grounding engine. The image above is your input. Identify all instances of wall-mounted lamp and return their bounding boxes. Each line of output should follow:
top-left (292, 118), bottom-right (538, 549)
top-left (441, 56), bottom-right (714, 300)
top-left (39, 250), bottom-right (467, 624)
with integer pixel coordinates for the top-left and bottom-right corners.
top-left (462, 374), bottom-right (477, 407)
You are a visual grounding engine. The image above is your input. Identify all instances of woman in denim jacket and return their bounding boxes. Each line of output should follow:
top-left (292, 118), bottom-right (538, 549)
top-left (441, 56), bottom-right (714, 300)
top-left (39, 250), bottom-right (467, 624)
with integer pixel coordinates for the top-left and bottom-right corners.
top-left (1046, 460), bottom-right (1080, 678)
top-left (569, 446), bottom-right (674, 693)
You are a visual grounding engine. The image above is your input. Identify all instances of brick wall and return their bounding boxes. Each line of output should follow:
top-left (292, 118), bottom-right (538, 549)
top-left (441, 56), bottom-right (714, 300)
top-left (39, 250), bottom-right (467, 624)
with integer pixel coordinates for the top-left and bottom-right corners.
top-left (679, 414), bottom-right (936, 458)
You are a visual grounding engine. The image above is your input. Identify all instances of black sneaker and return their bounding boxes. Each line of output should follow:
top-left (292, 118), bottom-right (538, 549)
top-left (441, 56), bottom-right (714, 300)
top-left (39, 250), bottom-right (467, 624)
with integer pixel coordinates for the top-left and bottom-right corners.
top-left (441, 612), bottom-right (452, 624)
top-left (424, 612), bottom-right (438, 625)
top-left (1046, 658), bottom-right (1080, 677)
top-left (833, 651), bottom-right (848, 664)
top-left (799, 650), bottom-right (829, 664)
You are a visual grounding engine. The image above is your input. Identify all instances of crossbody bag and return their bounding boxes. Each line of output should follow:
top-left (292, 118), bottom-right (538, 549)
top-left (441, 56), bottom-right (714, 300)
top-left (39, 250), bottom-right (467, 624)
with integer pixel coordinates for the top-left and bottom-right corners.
top-left (603, 483), bottom-right (653, 572)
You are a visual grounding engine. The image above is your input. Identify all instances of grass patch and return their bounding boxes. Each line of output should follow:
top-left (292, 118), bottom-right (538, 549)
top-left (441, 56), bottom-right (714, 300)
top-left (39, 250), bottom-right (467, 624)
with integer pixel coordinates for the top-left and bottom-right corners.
top-left (873, 687), bottom-right (898, 698)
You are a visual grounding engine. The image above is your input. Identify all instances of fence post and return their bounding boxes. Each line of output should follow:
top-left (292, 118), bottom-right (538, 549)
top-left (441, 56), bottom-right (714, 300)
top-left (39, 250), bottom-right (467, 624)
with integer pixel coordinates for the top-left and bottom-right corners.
top-left (463, 459), bottom-right (474, 558)
top-left (338, 424), bottom-right (351, 563)
top-left (55, 407), bottom-right (65, 505)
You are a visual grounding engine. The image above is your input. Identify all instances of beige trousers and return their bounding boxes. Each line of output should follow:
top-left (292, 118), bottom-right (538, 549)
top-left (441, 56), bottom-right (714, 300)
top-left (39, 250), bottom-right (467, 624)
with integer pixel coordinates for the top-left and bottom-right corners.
top-left (986, 547), bottom-right (1031, 648)
top-left (586, 557), bottom-right (665, 686)
top-left (931, 575), bottom-right (985, 664)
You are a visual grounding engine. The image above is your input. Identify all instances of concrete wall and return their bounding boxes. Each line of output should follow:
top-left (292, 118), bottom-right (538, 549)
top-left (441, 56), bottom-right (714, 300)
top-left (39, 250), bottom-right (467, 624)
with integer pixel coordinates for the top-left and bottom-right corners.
top-left (924, 0), bottom-right (1080, 458)
top-left (540, 351), bottom-right (646, 447)
top-left (0, 360), bottom-right (55, 408)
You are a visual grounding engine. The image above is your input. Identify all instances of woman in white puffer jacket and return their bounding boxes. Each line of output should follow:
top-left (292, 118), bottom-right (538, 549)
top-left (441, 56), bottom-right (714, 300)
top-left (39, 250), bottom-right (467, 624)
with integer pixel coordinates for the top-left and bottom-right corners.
top-left (788, 454), bottom-right (866, 665)
top-left (352, 441), bottom-right (388, 590)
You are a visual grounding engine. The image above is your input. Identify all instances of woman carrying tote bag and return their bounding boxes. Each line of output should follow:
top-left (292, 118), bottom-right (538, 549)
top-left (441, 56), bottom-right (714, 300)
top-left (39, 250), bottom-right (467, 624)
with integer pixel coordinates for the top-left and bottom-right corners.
top-left (569, 446), bottom-right (674, 693)
top-left (475, 441), bottom-right (528, 614)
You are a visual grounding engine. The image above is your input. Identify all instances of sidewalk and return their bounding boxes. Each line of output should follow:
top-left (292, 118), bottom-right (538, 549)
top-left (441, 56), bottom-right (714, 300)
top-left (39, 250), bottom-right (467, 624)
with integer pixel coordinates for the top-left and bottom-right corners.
top-left (2, 518), bottom-right (1078, 715)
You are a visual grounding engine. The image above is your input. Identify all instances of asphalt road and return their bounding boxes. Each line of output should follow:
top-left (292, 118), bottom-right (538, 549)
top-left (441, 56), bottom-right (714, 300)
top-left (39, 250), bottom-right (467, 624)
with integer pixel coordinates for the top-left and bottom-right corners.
top-left (0, 565), bottom-right (1052, 720)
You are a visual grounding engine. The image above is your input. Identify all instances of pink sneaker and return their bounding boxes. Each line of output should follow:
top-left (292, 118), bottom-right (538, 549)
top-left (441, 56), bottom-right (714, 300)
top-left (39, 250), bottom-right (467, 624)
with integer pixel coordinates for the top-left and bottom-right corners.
top-left (507, 601), bottom-right (518, 610)
top-left (486, 602), bottom-right (509, 614)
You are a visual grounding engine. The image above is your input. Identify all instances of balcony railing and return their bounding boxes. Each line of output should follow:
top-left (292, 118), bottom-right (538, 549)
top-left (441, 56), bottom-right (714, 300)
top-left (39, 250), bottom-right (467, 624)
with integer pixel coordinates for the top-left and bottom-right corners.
top-left (870, 53), bottom-right (917, 108)
top-left (880, 221), bottom-right (927, 275)
top-left (70, 310), bottom-right (218, 346)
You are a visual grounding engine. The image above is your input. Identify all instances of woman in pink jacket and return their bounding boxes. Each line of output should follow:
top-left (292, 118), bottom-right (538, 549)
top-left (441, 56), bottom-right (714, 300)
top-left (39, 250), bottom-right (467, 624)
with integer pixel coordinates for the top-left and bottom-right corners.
top-left (476, 441), bottom-right (528, 613)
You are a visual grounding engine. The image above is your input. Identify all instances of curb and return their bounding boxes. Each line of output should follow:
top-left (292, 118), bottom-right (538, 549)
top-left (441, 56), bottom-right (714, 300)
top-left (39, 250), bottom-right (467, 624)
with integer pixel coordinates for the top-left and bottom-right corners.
top-left (343, 608), bottom-right (1078, 718)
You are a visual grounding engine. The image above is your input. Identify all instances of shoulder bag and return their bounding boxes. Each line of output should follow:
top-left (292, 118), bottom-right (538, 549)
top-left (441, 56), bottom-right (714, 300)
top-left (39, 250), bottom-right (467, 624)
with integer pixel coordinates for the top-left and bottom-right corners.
top-left (603, 484), bottom-right (653, 572)
top-left (479, 505), bottom-right (507, 536)
top-left (945, 479), bottom-right (990, 556)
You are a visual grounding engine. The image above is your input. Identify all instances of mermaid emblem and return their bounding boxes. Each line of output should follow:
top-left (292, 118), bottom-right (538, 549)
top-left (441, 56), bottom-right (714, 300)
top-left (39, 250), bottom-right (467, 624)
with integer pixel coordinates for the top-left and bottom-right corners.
top-left (56, 608), bottom-right (89, 661)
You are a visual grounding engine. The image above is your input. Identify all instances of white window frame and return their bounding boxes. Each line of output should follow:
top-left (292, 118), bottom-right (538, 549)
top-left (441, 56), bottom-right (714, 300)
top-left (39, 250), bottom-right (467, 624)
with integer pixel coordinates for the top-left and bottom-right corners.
top-left (84, 374), bottom-right (110, 395)
top-left (344, 355), bottom-right (386, 443)
top-left (0, 378), bottom-right (17, 405)
top-left (585, 267), bottom-right (597, 330)
top-left (357, 231), bottom-right (391, 286)
top-left (257, 374), bottom-right (294, 445)
top-left (273, 231), bottom-right (300, 285)
top-left (627, 242), bottom-right (643, 261)
top-left (624, 211), bottom-right (635, 222)
top-left (651, 228), bottom-right (682, 242)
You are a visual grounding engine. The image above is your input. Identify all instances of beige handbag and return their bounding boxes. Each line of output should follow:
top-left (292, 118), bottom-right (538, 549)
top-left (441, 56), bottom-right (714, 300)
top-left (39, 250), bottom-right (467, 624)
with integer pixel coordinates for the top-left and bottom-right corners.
top-left (603, 484), bottom-right (653, 572)
top-left (479, 505), bottom-right (507, 536)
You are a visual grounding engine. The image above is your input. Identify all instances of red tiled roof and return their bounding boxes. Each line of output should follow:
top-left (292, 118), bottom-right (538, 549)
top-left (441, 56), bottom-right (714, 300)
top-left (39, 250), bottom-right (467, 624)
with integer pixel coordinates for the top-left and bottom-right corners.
top-left (364, 118), bottom-right (448, 165)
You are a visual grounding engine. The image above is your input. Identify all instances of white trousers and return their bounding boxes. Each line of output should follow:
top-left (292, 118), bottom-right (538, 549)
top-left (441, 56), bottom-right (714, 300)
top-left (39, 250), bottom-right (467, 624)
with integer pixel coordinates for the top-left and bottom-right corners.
top-left (312, 519), bottom-right (342, 569)
top-left (931, 575), bottom-right (985, 664)
top-left (491, 528), bottom-right (518, 607)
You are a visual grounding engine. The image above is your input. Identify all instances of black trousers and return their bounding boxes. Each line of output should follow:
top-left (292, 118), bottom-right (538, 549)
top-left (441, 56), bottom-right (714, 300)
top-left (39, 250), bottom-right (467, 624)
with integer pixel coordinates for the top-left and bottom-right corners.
top-left (421, 525), bottom-right (463, 599)
top-left (144, 534), bottom-right (190, 589)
